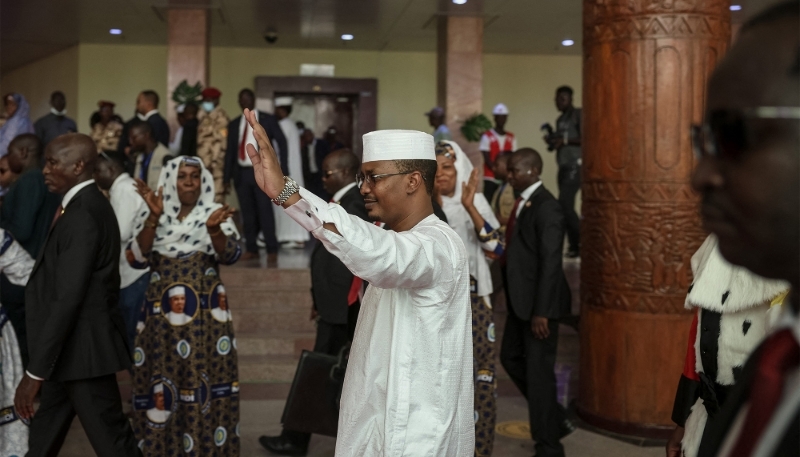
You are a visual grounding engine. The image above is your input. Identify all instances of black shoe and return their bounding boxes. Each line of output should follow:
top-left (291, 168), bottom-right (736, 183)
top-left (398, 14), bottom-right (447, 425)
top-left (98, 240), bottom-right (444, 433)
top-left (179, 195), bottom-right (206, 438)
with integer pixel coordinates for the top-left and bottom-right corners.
top-left (565, 248), bottom-right (580, 258)
top-left (259, 435), bottom-right (308, 456)
top-left (559, 418), bottom-right (577, 438)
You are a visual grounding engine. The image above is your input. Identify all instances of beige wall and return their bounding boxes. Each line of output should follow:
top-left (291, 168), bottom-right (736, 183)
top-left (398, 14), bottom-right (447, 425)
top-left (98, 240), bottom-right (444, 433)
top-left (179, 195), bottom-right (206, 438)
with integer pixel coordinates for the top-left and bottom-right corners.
top-left (76, 44), bottom-right (168, 134)
top-left (1, 44), bottom-right (581, 193)
top-left (0, 46), bottom-right (80, 123)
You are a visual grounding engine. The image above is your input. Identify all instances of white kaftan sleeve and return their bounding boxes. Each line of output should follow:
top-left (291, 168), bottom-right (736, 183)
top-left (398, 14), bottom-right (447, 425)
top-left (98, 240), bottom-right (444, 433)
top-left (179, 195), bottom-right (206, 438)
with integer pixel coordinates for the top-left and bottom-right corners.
top-left (284, 188), bottom-right (454, 291)
top-left (0, 229), bottom-right (34, 286)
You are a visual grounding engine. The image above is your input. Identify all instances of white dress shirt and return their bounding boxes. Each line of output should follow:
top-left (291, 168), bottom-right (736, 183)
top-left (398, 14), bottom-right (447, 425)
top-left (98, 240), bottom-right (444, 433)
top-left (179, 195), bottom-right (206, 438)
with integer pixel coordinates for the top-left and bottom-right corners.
top-left (237, 109), bottom-right (258, 167)
top-left (516, 180), bottom-right (543, 217)
top-left (308, 139), bottom-right (319, 174)
top-left (285, 187), bottom-right (474, 456)
top-left (331, 182), bottom-right (357, 203)
top-left (62, 179), bottom-right (96, 208)
top-left (137, 109), bottom-right (159, 121)
top-left (108, 173), bottom-right (149, 288)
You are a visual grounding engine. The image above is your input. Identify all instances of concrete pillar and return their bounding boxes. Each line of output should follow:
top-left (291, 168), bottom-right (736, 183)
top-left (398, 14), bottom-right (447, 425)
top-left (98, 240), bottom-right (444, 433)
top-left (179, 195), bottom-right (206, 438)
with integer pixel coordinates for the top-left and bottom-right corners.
top-left (166, 7), bottom-right (209, 137)
top-left (578, 0), bottom-right (731, 437)
top-left (437, 0), bottom-right (483, 165)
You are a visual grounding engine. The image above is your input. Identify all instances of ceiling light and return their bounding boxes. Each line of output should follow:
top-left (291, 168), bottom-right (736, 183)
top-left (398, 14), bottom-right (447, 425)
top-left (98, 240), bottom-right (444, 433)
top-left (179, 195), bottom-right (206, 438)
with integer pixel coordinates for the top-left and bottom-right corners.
top-left (109, 28), bottom-right (122, 35)
top-left (729, 4), bottom-right (742, 11)
top-left (341, 34), bottom-right (354, 41)
top-left (453, 0), bottom-right (468, 4)
top-left (562, 39), bottom-right (575, 47)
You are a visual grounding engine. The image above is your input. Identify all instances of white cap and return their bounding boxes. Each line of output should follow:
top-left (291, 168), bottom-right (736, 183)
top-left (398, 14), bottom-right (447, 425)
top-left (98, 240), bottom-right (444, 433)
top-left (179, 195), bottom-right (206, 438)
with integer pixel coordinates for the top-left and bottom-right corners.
top-left (275, 96), bottom-right (293, 107)
top-left (217, 285), bottom-right (226, 295)
top-left (493, 103), bottom-right (509, 115)
top-left (153, 383), bottom-right (164, 394)
top-left (168, 286), bottom-right (186, 298)
top-left (176, 104), bottom-right (186, 114)
top-left (362, 130), bottom-right (435, 163)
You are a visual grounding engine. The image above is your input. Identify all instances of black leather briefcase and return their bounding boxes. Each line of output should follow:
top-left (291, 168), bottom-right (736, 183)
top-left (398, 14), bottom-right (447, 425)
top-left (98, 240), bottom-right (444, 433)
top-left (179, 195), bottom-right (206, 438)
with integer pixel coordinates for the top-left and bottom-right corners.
top-left (280, 346), bottom-right (349, 437)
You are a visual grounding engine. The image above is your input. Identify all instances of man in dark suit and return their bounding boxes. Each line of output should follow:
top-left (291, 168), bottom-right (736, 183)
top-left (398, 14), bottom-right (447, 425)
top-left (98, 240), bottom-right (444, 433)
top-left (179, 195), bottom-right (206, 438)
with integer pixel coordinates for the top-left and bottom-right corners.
top-left (690, 3), bottom-right (800, 456)
top-left (500, 148), bottom-right (572, 457)
top-left (0, 134), bottom-right (60, 367)
top-left (300, 129), bottom-right (331, 200)
top-left (117, 90), bottom-right (170, 156)
top-left (224, 88), bottom-right (288, 264)
top-left (14, 134), bottom-right (139, 456)
top-left (260, 149), bottom-right (368, 456)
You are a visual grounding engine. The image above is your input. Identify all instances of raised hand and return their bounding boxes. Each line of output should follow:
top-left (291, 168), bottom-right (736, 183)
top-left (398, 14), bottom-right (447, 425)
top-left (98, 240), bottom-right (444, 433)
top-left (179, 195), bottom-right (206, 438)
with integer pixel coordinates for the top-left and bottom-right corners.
top-left (207, 204), bottom-right (235, 231)
top-left (461, 168), bottom-right (480, 209)
top-left (244, 108), bottom-right (285, 199)
top-left (135, 179), bottom-right (164, 219)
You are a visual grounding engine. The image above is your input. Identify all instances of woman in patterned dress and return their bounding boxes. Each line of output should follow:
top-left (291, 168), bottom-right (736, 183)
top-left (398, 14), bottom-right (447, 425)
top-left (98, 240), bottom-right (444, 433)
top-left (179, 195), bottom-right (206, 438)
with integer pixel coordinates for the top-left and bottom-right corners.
top-left (435, 140), bottom-right (504, 456)
top-left (128, 156), bottom-right (241, 456)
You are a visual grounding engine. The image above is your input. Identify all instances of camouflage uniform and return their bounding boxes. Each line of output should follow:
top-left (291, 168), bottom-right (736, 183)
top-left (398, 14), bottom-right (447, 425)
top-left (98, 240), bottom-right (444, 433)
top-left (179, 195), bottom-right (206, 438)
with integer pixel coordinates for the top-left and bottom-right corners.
top-left (91, 120), bottom-right (123, 153)
top-left (197, 106), bottom-right (229, 202)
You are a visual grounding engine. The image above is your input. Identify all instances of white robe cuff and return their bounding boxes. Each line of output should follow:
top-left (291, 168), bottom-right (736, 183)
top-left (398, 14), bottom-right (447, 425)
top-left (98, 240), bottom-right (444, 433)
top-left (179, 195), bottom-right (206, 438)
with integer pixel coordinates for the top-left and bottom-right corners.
top-left (283, 188), bottom-right (329, 233)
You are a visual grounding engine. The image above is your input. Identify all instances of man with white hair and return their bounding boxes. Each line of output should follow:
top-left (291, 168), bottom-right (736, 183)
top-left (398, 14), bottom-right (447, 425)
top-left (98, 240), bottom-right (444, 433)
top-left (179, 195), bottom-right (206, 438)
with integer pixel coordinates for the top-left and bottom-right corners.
top-left (166, 286), bottom-right (190, 326)
top-left (479, 103), bottom-right (517, 199)
top-left (211, 285), bottom-right (230, 322)
top-left (146, 383), bottom-right (170, 423)
top-left (244, 108), bottom-right (474, 456)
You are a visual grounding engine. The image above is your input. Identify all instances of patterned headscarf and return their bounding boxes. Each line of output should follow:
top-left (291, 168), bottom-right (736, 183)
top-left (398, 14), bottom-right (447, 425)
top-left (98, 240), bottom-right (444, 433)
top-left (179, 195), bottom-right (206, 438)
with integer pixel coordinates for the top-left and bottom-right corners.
top-left (132, 156), bottom-right (239, 258)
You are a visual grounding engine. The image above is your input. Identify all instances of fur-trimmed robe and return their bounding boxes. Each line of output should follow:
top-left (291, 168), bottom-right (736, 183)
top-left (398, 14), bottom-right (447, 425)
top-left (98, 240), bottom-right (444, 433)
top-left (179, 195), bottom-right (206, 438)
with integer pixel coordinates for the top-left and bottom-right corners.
top-left (671, 235), bottom-right (789, 457)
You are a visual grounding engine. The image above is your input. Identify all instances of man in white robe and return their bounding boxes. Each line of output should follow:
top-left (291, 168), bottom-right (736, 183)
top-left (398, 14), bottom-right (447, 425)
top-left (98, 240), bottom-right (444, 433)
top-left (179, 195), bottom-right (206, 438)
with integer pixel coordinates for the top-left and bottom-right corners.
top-left (211, 285), bottom-right (231, 322)
top-left (243, 111), bottom-right (474, 457)
top-left (146, 383), bottom-right (170, 423)
top-left (273, 97), bottom-right (309, 247)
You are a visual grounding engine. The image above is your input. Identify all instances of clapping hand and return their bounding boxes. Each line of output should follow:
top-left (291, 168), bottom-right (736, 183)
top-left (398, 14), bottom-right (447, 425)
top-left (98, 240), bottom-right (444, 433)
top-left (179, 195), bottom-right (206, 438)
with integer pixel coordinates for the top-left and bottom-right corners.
top-left (461, 168), bottom-right (480, 209)
top-left (207, 205), bottom-right (235, 232)
top-left (244, 109), bottom-right (285, 200)
top-left (134, 179), bottom-right (164, 220)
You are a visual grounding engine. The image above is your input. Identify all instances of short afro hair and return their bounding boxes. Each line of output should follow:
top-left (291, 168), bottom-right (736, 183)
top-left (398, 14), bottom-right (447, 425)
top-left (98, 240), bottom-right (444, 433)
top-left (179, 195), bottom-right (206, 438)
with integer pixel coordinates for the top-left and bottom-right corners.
top-left (394, 159), bottom-right (437, 195)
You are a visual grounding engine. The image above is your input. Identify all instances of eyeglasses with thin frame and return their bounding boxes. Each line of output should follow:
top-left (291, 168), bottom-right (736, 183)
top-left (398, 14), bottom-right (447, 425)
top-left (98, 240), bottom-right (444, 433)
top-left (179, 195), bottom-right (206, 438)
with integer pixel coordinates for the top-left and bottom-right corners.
top-left (356, 172), bottom-right (414, 189)
top-left (691, 106), bottom-right (800, 160)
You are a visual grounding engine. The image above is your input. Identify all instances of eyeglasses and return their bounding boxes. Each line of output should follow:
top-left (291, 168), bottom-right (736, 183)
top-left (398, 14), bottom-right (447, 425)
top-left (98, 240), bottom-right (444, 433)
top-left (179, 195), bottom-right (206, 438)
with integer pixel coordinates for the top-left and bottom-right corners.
top-left (356, 172), bottom-right (414, 189)
top-left (691, 106), bottom-right (800, 160)
top-left (322, 169), bottom-right (343, 178)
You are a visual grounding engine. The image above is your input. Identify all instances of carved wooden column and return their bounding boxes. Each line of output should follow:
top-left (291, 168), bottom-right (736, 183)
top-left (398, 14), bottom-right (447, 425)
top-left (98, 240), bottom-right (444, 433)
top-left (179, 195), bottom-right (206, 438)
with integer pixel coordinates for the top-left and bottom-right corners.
top-left (579, 0), bottom-right (730, 436)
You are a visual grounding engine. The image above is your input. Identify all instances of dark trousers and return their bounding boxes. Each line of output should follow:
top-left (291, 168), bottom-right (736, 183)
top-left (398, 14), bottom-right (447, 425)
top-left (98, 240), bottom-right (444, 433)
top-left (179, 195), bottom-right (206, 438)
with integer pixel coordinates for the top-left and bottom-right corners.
top-left (118, 273), bottom-right (149, 352)
top-left (235, 166), bottom-right (278, 254)
top-left (27, 373), bottom-right (140, 457)
top-left (500, 310), bottom-right (565, 457)
top-left (557, 164), bottom-right (581, 251)
top-left (1, 275), bottom-right (28, 368)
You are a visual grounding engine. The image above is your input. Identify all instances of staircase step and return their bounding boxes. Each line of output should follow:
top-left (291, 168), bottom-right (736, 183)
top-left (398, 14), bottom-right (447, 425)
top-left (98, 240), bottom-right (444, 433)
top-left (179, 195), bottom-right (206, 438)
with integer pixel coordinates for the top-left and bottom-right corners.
top-left (235, 332), bottom-right (316, 357)
top-left (220, 267), bottom-right (311, 288)
top-left (232, 308), bottom-right (317, 333)
top-left (238, 355), bottom-right (301, 383)
top-left (227, 289), bottom-right (312, 310)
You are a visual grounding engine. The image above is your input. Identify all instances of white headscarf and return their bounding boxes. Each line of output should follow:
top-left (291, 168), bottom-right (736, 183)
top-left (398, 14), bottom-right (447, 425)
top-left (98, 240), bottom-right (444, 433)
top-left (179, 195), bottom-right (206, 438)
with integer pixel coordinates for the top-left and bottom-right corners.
top-left (438, 140), bottom-right (499, 298)
top-left (132, 156), bottom-right (239, 258)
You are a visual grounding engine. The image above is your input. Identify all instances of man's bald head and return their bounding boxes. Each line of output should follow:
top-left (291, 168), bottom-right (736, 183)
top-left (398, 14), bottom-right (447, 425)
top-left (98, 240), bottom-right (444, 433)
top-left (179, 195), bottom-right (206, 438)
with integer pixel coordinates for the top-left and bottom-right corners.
top-left (7, 134), bottom-right (42, 173)
top-left (691, 0), bottom-right (800, 287)
top-left (508, 148), bottom-right (543, 192)
top-left (322, 149), bottom-right (359, 195)
top-left (43, 133), bottom-right (98, 194)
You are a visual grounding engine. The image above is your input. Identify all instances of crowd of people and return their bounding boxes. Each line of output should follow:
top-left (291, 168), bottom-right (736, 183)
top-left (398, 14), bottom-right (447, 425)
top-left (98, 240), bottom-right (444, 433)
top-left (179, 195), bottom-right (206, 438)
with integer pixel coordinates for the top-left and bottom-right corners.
top-left (0, 2), bottom-right (796, 456)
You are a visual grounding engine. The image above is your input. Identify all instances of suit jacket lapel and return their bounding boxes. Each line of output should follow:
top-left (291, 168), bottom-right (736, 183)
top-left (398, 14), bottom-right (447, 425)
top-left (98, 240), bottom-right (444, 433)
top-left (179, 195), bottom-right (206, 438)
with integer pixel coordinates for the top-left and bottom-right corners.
top-left (32, 185), bottom-right (94, 276)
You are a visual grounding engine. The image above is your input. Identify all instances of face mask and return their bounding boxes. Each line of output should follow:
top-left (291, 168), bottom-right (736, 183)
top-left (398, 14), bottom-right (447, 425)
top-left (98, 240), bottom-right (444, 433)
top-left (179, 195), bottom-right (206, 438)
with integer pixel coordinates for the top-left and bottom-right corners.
top-left (202, 102), bottom-right (215, 112)
top-left (51, 107), bottom-right (67, 116)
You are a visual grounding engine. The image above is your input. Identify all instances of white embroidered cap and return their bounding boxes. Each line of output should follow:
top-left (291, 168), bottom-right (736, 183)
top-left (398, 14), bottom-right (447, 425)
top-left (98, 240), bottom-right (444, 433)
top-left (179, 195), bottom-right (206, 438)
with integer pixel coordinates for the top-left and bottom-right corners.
top-left (493, 103), bottom-right (509, 115)
top-left (217, 285), bottom-right (226, 295)
top-left (168, 286), bottom-right (186, 298)
top-left (362, 130), bottom-right (435, 163)
top-left (153, 383), bottom-right (164, 394)
top-left (275, 96), bottom-right (293, 107)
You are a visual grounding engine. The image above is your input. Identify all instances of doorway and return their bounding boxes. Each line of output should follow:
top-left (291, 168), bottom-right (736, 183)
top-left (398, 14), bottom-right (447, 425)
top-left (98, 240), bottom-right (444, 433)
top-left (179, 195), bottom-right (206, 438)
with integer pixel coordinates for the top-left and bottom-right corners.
top-left (254, 76), bottom-right (377, 158)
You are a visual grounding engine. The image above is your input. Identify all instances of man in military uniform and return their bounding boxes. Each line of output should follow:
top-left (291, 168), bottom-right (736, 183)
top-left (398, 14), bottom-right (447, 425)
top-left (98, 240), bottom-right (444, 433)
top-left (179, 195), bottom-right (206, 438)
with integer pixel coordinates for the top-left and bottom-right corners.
top-left (90, 100), bottom-right (123, 153)
top-left (197, 87), bottom-right (229, 202)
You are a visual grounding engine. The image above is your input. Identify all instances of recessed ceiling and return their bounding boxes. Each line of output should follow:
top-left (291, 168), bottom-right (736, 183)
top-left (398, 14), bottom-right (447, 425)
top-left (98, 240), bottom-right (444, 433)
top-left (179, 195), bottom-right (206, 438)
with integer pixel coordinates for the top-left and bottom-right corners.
top-left (0, 0), bottom-right (758, 73)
